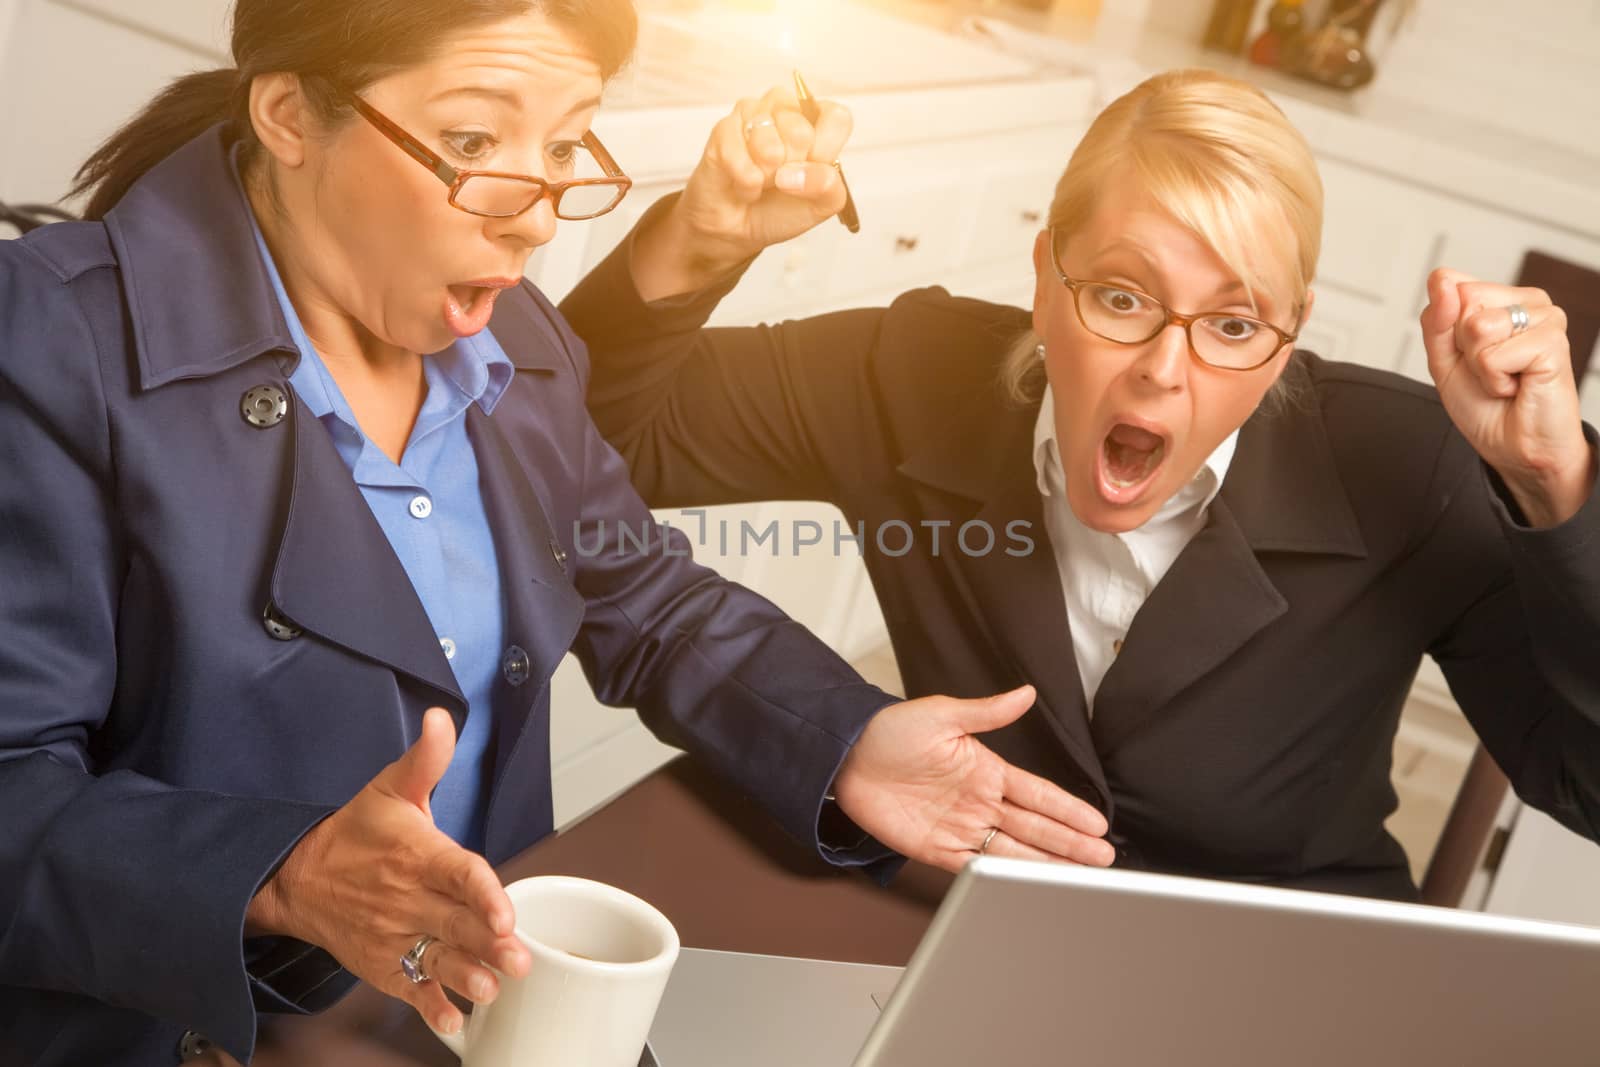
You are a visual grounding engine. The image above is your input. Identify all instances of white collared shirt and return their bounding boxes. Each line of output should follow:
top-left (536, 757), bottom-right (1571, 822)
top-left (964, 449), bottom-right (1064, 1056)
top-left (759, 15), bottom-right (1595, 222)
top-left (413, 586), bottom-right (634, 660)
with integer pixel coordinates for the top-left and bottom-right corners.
top-left (1032, 384), bottom-right (1238, 713)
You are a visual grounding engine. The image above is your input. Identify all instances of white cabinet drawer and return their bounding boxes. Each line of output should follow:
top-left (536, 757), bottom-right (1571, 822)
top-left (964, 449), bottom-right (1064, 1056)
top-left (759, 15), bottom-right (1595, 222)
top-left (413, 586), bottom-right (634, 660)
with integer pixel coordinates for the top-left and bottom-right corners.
top-left (964, 155), bottom-right (1075, 270)
top-left (823, 124), bottom-right (1084, 303)
top-left (707, 225), bottom-right (840, 326)
top-left (550, 177), bottom-right (840, 323)
top-left (1317, 157), bottom-right (1436, 303)
top-left (823, 169), bottom-right (968, 299)
top-left (1297, 283), bottom-right (1394, 372)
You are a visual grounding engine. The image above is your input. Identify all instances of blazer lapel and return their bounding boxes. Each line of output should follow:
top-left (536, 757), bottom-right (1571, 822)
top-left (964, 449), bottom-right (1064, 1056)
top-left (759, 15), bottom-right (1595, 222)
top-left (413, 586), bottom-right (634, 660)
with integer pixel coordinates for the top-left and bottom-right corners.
top-left (1090, 374), bottom-right (1368, 756)
top-left (897, 395), bottom-right (1110, 811)
top-left (269, 391), bottom-right (463, 705)
top-left (1088, 497), bottom-right (1287, 756)
top-left (466, 399), bottom-right (586, 792)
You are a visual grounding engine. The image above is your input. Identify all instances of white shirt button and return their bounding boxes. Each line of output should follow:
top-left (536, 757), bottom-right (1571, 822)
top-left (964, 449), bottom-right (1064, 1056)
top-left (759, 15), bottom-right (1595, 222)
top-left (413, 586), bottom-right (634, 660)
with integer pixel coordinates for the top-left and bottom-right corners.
top-left (409, 495), bottom-right (433, 520)
top-left (440, 637), bottom-right (457, 661)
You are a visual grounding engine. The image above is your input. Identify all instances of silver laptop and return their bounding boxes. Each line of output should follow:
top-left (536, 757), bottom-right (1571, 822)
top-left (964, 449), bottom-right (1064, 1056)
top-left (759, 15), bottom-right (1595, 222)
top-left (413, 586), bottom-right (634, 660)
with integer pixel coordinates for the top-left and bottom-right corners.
top-left (651, 856), bottom-right (1600, 1066)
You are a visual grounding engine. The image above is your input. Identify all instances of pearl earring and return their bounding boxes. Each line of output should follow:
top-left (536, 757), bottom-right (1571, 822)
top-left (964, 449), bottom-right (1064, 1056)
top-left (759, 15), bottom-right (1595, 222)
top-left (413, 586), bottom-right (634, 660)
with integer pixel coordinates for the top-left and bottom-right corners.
top-left (1035, 343), bottom-right (1046, 361)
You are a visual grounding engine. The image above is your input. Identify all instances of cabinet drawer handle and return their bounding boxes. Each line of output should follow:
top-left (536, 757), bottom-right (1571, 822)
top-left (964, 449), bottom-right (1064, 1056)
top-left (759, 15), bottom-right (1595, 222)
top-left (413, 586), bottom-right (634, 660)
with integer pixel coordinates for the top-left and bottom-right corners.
top-left (1020, 210), bottom-right (1042, 224)
top-left (893, 235), bottom-right (920, 254)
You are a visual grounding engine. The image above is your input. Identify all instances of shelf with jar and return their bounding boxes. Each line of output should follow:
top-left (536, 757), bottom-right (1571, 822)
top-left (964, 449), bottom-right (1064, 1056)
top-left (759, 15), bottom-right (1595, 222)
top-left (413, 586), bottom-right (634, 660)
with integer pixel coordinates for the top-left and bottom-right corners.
top-left (1205, 0), bottom-right (1417, 91)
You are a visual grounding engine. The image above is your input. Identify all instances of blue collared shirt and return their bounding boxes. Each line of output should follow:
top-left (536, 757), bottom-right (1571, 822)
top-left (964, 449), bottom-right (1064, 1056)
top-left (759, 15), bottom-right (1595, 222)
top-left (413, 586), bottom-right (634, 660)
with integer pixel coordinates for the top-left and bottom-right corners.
top-left (235, 160), bottom-right (511, 851)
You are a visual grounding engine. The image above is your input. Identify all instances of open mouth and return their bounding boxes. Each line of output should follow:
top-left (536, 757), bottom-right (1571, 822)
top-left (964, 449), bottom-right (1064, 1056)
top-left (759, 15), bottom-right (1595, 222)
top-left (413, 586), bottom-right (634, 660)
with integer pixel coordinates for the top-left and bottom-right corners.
top-left (443, 283), bottom-right (504, 338)
top-left (448, 283), bottom-right (484, 308)
top-left (1096, 422), bottom-right (1168, 504)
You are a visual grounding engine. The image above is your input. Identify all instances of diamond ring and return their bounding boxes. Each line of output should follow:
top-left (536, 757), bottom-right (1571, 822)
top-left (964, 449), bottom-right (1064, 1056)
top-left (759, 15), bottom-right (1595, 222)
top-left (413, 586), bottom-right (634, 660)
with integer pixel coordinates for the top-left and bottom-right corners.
top-left (401, 934), bottom-right (438, 984)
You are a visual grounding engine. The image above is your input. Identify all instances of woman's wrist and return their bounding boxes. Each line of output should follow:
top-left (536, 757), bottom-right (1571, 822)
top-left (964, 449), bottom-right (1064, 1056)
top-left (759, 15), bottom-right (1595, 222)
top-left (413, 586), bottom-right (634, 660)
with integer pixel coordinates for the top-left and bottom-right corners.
top-left (244, 826), bottom-right (321, 941)
top-left (245, 870), bottom-right (294, 939)
top-left (628, 196), bottom-right (753, 304)
top-left (1496, 439), bottom-right (1598, 528)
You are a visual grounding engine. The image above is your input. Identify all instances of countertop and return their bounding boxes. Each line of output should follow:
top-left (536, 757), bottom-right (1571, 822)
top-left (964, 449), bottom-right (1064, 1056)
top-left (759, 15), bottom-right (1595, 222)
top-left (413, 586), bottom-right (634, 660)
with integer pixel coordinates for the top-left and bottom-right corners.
top-left (873, 0), bottom-right (1600, 241)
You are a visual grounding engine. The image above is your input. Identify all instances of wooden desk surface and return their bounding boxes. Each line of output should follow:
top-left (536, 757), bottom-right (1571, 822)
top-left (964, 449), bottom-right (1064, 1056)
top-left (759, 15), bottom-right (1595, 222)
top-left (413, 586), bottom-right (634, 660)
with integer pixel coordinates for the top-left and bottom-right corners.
top-left (225, 758), bottom-right (952, 1066)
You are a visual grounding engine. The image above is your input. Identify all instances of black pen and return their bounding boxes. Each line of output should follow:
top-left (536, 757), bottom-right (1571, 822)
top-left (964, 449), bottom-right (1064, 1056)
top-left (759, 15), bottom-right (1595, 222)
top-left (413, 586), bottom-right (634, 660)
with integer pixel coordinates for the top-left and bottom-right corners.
top-left (793, 69), bottom-right (860, 234)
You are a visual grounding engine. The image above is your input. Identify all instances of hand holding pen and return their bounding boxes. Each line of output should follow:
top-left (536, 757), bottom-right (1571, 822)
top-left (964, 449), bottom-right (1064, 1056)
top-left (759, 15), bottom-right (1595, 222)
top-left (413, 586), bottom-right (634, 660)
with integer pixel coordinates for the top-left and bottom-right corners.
top-left (731, 77), bottom-right (859, 236)
top-left (625, 82), bottom-right (860, 302)
top-left (793, 69), bottom-right (860, 233)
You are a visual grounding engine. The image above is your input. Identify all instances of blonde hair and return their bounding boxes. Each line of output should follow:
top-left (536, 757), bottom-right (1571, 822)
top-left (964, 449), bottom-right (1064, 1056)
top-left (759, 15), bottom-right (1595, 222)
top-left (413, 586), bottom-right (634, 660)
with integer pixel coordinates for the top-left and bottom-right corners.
top-left (1003, 69), bottom-right (1324, 404)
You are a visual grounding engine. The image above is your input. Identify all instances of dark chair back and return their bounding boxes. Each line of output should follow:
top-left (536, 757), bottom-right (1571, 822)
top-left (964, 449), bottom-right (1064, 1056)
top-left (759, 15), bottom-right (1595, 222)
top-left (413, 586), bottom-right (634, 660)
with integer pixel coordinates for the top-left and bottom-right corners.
top-left (1518, 250), bottom-right (1600, 381)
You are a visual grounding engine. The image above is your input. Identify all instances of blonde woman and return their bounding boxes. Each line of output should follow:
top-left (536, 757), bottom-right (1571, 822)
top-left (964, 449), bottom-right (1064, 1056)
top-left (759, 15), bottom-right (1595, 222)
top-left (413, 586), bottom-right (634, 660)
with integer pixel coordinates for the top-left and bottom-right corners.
top-left (566, 69), bottom-right (1600, 902)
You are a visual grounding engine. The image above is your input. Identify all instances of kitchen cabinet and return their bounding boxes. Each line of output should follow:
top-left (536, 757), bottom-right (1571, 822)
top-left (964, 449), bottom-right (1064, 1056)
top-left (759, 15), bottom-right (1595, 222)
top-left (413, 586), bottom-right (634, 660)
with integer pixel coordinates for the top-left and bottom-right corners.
top-left (1281, 153), bottom-right (1600, 396)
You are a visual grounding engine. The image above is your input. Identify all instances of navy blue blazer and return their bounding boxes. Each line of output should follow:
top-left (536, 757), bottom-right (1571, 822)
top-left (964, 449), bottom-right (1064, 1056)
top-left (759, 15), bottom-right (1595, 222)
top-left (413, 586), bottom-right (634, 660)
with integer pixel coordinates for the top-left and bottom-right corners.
top-left (0, 128), bottom-right (895, 1067)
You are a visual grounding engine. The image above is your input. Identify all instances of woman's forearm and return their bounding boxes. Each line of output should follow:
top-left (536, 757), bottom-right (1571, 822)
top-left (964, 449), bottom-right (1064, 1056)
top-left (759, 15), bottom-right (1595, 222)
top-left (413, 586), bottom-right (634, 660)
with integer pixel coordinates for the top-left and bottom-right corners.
top-left (628, 195), bottom-right (751, 304)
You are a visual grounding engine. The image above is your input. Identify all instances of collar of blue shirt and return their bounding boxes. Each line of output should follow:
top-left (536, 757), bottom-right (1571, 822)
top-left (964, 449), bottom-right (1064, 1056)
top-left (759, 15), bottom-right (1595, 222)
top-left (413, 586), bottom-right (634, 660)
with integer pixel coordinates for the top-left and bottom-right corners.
top-left (100, 123), bottom-right (564, 390)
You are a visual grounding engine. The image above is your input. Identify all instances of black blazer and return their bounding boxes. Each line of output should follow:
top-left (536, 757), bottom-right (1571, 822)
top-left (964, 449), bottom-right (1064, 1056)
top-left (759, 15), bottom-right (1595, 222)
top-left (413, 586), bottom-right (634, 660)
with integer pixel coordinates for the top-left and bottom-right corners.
top-left (563, 211), bottom-right (1600, 901)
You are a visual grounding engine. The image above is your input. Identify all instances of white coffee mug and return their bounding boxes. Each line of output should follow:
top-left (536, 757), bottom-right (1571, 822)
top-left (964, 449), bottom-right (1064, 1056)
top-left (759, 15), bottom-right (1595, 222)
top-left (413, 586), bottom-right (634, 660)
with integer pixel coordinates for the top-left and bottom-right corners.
top-left (430, 875), bottom-right (679, 1067)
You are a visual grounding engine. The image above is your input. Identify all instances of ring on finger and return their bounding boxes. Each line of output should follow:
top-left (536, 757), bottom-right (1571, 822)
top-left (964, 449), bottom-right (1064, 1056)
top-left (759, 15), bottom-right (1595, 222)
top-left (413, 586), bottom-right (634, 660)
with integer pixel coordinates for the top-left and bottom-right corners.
top-left (1508, 302), bottom-right (1531, 336)
top-left (413, 938), bottom-right (496, 1003)
top-left (977, 827), bottom-right (999, 855)
top-left (401, 934), bottom-right (437, 984)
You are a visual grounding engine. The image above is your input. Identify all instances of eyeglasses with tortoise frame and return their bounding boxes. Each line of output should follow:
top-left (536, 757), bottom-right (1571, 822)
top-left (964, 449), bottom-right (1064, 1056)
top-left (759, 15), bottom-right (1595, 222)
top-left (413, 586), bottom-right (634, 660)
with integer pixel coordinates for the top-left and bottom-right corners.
top-left (347, 93), bottom-right (632, 221)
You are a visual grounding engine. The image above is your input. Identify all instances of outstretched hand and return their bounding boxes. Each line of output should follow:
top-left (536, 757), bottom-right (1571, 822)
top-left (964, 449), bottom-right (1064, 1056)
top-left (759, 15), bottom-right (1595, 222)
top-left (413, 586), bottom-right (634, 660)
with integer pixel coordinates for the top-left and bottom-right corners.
top-left (246, 708), bottom-right (531, 1035)
top-left (831, 685), bottom-right (1115, 873)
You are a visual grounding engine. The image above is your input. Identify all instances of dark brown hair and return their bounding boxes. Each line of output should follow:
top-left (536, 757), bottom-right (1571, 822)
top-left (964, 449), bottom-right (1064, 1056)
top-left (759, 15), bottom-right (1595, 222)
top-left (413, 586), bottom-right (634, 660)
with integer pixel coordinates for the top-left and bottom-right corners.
top-left (71, 0), bottom-right (637, 220)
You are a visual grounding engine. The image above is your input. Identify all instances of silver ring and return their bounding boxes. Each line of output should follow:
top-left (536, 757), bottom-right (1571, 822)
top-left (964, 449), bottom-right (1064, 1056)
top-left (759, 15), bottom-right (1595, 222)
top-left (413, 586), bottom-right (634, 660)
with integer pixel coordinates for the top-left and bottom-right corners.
top-left (978, 828), bottom-right (999, 855)
top-left (1508, 303), bottom-right (1530, 336)
top-left (400, 934), bottom-right (437, 984)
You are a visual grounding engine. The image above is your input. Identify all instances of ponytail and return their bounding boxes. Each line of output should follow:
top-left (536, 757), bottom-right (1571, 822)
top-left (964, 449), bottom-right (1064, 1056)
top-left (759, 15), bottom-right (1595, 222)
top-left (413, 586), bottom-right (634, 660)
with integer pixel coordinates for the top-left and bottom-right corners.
top-left (70, 68), bottom-right (245, 220)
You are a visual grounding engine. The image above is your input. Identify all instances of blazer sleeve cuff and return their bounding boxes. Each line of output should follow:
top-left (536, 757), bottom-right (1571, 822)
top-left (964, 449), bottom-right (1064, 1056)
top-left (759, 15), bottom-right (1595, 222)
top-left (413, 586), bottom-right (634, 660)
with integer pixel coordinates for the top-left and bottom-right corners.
top-left (807, 694), bottom-right (907, 877)
top-left (0, 752), bottom-right (338, 1066)
top-left (191, 799), bottom-right (339, 1063)
top-left (1487, 423), bottom-right (1600, 554)
top-left (1486, 422), bottom-right (1600, 719)
top-left (244, 937), bottom-right (356, 1016)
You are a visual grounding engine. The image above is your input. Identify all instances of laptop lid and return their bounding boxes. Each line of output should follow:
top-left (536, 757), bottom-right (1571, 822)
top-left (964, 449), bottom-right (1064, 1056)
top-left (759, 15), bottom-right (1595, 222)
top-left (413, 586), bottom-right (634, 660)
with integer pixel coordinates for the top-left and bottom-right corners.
top-left (854, 856), bottom-right (1600, 1066)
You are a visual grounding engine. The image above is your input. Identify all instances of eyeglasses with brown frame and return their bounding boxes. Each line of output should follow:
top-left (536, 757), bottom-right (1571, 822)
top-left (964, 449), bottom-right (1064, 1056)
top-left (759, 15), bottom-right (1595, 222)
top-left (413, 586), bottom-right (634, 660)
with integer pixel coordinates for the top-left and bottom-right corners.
top-left (1049, 227), bottom-right (1298, 372)
top-left (347, 93), bottom-right (633, 221)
